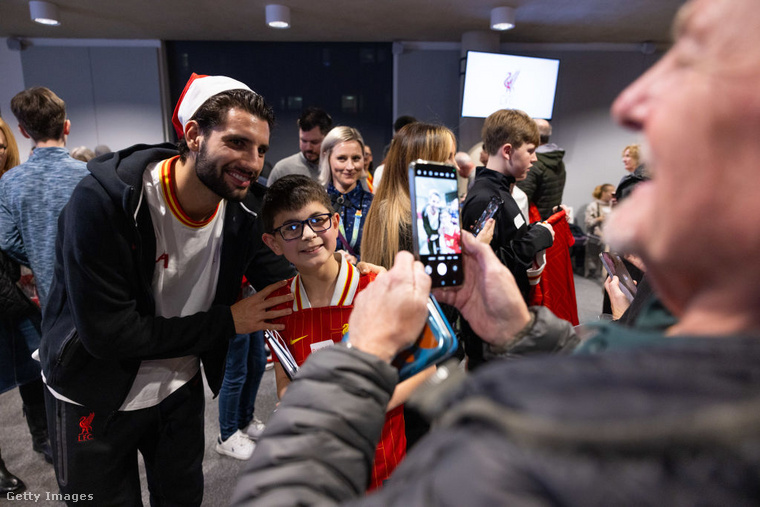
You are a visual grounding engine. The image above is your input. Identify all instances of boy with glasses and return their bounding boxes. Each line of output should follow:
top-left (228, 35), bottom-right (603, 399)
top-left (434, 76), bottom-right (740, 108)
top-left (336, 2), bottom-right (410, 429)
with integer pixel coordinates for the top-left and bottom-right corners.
top-left (261, 174), bottom-right (405, 490)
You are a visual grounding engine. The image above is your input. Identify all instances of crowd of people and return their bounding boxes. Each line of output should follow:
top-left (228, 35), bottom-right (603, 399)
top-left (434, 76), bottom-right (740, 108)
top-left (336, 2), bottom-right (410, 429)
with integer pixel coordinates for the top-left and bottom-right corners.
top-left (1, 0), bottom-right (760, 504)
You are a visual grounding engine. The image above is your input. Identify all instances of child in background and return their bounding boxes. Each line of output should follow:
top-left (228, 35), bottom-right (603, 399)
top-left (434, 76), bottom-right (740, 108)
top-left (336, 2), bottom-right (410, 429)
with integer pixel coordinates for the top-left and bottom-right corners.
top-left (439, 208), bottom-right (462, 254)
top-left (260, 175), bottom-right (405, 490)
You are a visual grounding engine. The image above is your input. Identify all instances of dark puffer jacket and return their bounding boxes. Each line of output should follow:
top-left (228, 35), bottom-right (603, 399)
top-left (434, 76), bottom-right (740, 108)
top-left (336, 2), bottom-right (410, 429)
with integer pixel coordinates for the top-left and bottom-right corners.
top-left (517, 144), bottom-right (566, 220)
top-left (231, 319), bottom-right (760, 506)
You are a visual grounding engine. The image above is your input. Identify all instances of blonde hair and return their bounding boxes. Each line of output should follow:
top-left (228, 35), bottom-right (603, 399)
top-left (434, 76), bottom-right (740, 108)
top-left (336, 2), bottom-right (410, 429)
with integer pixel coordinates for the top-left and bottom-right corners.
top-left (360, 123), bottom-right (455, 268)
top-left (622, 144), bottom-right (640, 165)
top-left (318, 126), bottom-right (364, 188)
top-left (70, 146), bottom-right (95, 163)
top-left (0, 118), bottom-right (21, 178)
top-left (592, 183), bottom-right (614, 200)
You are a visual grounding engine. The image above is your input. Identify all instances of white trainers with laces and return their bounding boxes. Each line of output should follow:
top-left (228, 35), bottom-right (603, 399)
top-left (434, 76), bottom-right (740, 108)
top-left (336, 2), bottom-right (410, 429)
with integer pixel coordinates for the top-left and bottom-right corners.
top-left (244, 418), bottom-right (266, 440)
top-left (215, 430), bottom-right (255, 460)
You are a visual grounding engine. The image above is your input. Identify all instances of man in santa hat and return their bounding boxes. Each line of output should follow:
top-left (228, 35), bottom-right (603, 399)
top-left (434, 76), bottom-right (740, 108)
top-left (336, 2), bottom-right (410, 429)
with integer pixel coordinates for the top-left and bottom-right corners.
top-left (39, 73), bottom-right (294, 505)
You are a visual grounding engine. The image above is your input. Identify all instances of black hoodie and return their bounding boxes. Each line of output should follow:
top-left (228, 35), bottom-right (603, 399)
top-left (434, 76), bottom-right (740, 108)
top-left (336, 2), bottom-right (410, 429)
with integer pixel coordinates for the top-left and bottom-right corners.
top-left (40, 143), bottom-right (293, 411)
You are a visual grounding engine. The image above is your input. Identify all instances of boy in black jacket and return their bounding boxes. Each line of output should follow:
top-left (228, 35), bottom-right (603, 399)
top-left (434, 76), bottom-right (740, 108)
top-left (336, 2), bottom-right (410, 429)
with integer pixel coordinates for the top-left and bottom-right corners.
top-left (460, 109), bottom-right (554, 367)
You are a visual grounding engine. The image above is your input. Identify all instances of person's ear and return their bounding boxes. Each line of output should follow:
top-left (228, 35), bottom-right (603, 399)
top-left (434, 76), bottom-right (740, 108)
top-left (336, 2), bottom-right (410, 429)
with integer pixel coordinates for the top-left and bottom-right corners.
top-left (332, 213), bottom-right (340, 229)
top-left (62, 119), bottom-right (71, 136)
top-left (185, 121), bottom-right (202, 153)
top-left (17, 125), bottom-right (31, 139)
top-left (501, 143), bottom-right (513, 161)
top-left (262, 233), bottom-right (284, 256)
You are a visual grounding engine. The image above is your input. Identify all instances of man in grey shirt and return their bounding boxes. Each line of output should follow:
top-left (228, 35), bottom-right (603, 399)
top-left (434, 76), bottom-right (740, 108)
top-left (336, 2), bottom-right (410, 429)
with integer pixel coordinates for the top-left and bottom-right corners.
top-left (0, 87), bottom-right (89, 308)
top-left (267, 107), bottom-right (332, 186)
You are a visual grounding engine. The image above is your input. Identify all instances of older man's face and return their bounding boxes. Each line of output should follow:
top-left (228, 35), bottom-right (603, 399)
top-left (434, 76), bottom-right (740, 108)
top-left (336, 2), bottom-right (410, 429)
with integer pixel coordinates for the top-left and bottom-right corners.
top-left (607, 0), bottom-right (760, 300)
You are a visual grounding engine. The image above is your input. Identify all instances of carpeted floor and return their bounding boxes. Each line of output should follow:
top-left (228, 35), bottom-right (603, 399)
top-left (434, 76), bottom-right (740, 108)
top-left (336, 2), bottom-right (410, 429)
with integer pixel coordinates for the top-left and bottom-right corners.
top-left (1, 274), bottom-right (604, 506)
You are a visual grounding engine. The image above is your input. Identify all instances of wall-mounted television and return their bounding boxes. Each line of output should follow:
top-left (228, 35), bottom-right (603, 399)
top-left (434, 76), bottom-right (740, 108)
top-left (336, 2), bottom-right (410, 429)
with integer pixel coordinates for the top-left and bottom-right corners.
top-left (461, 50), bottom-right (560, 119)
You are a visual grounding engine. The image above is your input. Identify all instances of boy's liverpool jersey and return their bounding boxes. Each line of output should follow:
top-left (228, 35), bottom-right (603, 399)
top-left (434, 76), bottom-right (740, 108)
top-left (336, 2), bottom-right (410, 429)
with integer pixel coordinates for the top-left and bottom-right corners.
top-left (269, 255), bottom-right (406, 490)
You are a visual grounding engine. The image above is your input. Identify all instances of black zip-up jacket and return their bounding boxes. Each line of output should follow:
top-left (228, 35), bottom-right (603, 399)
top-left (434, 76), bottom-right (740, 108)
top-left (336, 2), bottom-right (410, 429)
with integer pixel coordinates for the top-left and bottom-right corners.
top-left (40, 143), bottom-right (293, 411)
top-left (461, 167), bottom-right (553, 301)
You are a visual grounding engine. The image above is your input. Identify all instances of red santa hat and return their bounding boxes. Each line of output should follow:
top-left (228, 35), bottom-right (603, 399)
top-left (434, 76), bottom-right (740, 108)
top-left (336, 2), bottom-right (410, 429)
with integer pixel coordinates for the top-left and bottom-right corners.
top-left (171, 73), bottom-right (252, 139)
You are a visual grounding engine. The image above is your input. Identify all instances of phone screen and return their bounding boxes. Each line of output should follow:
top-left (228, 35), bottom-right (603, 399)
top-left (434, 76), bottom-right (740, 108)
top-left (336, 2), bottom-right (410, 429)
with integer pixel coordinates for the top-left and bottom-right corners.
top-left (409, 160), bottom-right (463, 287)
top-left (473, 196), bottom-right (503, 237)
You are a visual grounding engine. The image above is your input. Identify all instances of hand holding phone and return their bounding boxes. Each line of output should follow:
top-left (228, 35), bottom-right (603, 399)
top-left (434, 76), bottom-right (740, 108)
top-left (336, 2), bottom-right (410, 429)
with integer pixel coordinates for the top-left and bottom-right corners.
top-left (341, 294), bottom-right (458, 382)
top-left (472, 196), bottom-right (503, 237)
top-left (600, 252), bottom-right (638, 302)
top-left (390, 295), bottom-right (459, 381)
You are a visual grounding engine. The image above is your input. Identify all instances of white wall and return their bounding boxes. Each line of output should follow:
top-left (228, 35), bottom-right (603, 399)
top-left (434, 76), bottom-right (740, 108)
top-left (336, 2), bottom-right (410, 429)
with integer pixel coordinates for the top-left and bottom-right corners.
top-left (0, 42), bottom-right (27, 157)
top-left (396, 43), bottom-right (660, 217)
top-left (2, 39), bottom-right (166, 161)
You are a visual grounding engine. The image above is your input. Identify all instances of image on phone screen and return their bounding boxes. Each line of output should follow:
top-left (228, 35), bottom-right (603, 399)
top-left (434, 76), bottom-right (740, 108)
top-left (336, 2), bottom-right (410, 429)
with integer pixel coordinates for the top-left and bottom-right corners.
top-left (409, 161), bottom-right (463, 287)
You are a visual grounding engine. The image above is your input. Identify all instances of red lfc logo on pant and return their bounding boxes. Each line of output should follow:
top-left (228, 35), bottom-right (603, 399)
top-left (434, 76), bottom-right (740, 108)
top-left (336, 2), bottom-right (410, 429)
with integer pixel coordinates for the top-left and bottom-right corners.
top-left (78, 412), bottom-right (94, 442)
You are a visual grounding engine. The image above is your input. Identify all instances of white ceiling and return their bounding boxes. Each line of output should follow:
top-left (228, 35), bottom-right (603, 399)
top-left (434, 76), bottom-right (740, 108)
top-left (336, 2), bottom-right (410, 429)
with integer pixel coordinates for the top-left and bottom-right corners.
top-left (0, 0), bottom-right (686, 45)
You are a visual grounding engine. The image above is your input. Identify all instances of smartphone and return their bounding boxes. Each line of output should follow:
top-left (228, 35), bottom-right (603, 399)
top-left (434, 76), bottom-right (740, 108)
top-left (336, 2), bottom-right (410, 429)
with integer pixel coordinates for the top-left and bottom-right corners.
top-left (264, 329), bottom-right (299, 380)
top-left (600, 252), bottom-right (638, 302)
top-left (472, 196), bottom-right (503, 237)
top-left (391, 295), bottom-right (459, 381)
top-left (408, 160), bottom-right (463, 287)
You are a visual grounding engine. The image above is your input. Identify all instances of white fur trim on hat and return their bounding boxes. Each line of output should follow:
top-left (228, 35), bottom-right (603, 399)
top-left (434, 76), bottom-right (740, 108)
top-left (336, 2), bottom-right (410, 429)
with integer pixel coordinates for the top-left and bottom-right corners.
top-left (173, 74), bottom-right (252, 137)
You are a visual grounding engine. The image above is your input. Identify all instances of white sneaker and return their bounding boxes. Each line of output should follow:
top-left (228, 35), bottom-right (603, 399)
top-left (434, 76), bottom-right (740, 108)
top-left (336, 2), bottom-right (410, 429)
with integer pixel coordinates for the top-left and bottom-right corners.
top-left (265, 346), bottom-right (274, 370)
top-left (244, 418), bottom-right (266, 440)
top-left (215, 430), bottom-right (255, 460)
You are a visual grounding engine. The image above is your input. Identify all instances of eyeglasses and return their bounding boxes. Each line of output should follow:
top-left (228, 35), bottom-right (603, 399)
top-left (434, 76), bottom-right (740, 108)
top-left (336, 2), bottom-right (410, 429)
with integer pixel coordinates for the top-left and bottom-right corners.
top-left (272, 213), bottom-right (333, 241)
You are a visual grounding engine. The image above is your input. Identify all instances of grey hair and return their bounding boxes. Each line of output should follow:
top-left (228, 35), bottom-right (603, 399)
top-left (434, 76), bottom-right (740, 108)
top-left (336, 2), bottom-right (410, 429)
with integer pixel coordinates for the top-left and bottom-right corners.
top-left (534, 118), bottom-right (552, 144)
top-left (318, 126), bottom-right (365, 187)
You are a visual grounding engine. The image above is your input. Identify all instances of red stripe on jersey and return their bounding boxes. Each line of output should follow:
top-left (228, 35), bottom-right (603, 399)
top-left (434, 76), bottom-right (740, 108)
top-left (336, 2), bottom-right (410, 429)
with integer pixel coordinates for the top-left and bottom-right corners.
top-left (293, 275), bottom-right (303, 311)
top-left (336, 262), bottom-right (354, 306)
top-left (160, 156), bottom-right (219, 228)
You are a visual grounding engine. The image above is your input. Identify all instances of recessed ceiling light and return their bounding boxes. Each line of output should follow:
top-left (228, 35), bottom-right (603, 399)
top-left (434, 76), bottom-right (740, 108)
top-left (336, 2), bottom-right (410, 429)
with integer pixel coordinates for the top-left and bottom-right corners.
top-left (266, 4), bottom-right (291, 29)
top-left (491, 6), bottom-right (515, 31)
top-left (29, 1), bottom-right (60, 26)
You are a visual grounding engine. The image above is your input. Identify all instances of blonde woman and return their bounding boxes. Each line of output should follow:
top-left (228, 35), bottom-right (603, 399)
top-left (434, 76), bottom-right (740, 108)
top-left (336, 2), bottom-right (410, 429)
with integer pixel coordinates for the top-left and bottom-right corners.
top-left (359, 123), bottom-right (458, 448)
top-left (0, 118), bottom-right (20, 178)
top-left (584, 183), bottom-right (615, 279)
top-left (361, 123), bottom-right (457, 269)
top-left (617, 143), bottom-right (648, 202)
top-left (319, 126), bottom-right (372, 261)
top-left (585, 183), bottom-right (615, 238)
